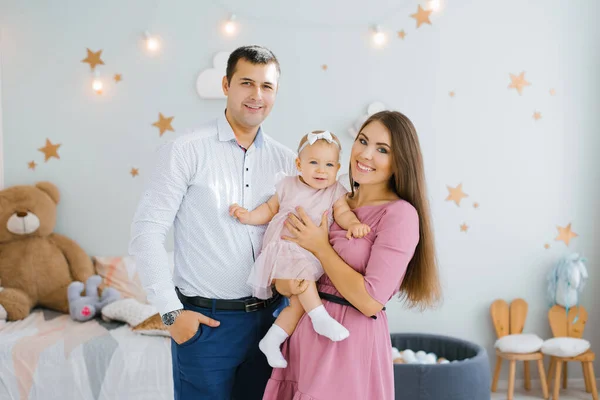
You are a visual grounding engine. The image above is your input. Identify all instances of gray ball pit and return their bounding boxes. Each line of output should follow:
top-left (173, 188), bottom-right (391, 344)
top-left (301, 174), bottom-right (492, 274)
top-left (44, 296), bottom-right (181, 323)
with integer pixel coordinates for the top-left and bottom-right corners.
top-left (391, 333), bottom-right (490, 400)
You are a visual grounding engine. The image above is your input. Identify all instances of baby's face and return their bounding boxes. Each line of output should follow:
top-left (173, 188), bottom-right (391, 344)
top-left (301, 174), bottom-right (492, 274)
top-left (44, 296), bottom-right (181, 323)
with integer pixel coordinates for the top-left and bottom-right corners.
top-left (296, 140), bottom-right (340, 189)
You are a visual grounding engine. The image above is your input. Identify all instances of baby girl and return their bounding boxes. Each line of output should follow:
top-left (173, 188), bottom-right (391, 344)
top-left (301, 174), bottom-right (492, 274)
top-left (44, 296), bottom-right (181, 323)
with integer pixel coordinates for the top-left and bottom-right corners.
top-left (229, 130), bottom-right (370, 368)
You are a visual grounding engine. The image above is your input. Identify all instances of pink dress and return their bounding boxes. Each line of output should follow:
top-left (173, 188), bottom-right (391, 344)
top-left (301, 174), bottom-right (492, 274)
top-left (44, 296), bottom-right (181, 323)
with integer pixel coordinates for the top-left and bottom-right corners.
top-left (247, 174), bottom-right (348, 299)
top-left (262, 199), bottom-right (420, 400)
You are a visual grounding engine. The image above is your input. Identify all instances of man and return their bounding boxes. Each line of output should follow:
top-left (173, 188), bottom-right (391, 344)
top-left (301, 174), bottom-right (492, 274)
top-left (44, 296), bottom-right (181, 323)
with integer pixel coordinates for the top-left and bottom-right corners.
top-left (129, 45), bottom-right (299, 400)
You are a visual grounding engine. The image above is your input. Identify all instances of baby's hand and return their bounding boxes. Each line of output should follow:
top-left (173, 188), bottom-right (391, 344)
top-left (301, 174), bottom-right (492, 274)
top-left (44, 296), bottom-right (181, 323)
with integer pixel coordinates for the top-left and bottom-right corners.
top-left (229, 203), bottom-right (251, 224)
top-left (346, 223), bottom-right (371, 239)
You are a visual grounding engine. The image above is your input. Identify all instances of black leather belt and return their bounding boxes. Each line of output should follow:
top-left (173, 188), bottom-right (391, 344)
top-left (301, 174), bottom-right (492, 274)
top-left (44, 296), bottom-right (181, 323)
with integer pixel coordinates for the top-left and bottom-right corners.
top-left (318, 291), bottom-right (384, 320)
top-left (176, 287), bottom-right (281, 312)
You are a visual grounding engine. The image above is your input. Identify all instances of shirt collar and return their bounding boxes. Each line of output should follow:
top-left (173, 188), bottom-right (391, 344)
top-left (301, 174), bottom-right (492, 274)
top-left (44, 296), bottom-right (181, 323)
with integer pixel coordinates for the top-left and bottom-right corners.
top-left (217, 110), bottom-right (264, 149)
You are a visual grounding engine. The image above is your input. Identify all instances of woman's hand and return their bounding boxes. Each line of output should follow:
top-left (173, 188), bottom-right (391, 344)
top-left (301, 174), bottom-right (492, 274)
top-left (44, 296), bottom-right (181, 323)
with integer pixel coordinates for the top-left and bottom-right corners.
top-left (282, 207), bottom-right (331, 255)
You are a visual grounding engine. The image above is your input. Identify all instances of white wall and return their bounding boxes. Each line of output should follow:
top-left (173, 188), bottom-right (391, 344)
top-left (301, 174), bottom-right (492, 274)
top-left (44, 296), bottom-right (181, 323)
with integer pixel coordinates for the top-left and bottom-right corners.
top-left (0, 28), bottom-right (4, 190)
top-left (0, 0), bottom-right (598, 380)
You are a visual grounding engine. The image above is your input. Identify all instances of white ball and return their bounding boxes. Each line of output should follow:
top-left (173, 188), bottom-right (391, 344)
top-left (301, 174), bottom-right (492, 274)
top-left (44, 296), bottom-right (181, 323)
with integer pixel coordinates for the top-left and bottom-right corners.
top-left (402, 350), bottom-right (416, 363)
top-left (402, 349), bottom-right (415, 358)
top-left (440, 359), bottom-right (450, 364)
top-left (424, 354), bottom-right (437, 364)
top-left (415, 350), bottom-right (427, 361)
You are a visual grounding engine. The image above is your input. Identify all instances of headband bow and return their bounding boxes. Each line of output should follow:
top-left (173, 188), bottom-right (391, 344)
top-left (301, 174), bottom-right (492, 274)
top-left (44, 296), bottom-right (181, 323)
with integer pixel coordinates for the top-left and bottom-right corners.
top-left (308, 131), bottom-right (334, 145)
top-left (298, 130), bottom-right (340, 155)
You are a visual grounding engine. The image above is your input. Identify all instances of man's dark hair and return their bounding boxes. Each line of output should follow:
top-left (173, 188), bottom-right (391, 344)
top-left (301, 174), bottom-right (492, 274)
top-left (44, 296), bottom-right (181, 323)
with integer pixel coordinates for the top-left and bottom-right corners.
top-left (226, 45), bottom-right (280, 85)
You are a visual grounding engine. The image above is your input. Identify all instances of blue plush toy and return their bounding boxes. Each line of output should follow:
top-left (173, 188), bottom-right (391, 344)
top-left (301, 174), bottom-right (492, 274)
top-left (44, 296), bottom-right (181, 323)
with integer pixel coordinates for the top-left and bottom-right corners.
top-left (68, 275), bottom-right (120, 322)
top-left (546, 253), bottom-right (588, 322)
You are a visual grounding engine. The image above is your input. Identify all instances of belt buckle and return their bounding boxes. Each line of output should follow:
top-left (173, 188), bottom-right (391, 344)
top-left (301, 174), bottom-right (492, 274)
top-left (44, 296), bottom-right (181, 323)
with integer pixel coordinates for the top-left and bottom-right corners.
top-left (244, 300), bottom-right (265, 312)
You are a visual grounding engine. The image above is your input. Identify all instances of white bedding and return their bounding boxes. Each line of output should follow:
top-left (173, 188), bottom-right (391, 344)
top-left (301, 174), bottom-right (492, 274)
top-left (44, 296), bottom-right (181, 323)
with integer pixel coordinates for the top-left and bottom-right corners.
top-left (0, 309), bottom-right (173, 400)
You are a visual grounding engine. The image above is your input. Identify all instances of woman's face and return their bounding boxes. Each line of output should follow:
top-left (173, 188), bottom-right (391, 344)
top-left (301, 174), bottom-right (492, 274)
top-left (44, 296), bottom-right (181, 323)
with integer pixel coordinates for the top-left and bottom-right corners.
top-left (350, 120), bottom-right (393, 186)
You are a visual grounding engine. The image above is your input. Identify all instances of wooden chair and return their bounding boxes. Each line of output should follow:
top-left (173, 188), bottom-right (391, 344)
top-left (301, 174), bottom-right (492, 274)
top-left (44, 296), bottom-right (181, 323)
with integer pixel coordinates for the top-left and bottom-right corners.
top-left (491, 298), bottom-right (549, 400)
top-left (545, 305), bottom-right (597, 400)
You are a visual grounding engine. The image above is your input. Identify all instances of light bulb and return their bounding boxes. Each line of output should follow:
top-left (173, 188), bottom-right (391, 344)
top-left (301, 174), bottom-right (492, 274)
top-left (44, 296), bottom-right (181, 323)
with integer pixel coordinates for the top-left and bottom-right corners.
top-left (147, 37), bottom-right (159, 51)
top-left (372, 26), bottom-right (387, 47)
top-left (224, 21), bottom-right (236, 35)
top-left (92, 78), bottom-right (103, 94)
top-left (223, 14), bottom-right (237, 36)
top-left (144, 31), bottom-right (160, 52)
top-left (428, 0), bottom-right (442, 11)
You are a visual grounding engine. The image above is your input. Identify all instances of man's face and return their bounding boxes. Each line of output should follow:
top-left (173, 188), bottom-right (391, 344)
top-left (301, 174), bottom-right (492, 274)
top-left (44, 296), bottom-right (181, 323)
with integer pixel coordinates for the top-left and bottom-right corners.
top-left (222, 58), bottom-right (279, 129)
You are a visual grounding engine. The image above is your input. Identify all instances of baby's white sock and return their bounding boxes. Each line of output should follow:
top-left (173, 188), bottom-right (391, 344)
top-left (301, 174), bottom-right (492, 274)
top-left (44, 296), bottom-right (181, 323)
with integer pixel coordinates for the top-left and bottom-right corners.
top-left (259, 324), bottom-right (289, 368)
top-left (308, 305), bottom-right (349, 341)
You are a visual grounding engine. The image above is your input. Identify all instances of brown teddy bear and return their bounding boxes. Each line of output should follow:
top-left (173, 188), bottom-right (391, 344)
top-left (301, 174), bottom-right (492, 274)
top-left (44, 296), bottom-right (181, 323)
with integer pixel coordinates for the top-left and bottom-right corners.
top-left (0, 181), bottom-right (94, 321)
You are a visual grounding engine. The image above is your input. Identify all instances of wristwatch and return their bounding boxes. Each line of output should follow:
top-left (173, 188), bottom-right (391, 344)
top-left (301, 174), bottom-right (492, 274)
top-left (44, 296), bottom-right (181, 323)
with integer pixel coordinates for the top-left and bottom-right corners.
top-left (161, 309), bottom-right (183, 326)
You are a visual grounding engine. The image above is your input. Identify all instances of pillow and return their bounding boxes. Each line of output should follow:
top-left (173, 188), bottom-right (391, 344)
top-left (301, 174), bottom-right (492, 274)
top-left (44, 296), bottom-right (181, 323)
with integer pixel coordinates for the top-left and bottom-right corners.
top-left (101, 298), bottom-right (169, 337)
top-left (494, 333), bottom-right (544, 353)
top-left (102, 298), bottom-right (156, 326)
top-left (94, 251), bottom-right (174, 304)
top-left (541, 337), bottom-right (590, 357)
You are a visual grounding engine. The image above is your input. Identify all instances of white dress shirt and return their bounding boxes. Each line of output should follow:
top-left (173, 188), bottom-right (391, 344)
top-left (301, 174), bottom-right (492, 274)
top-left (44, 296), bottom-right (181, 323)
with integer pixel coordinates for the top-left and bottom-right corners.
top-left (129, 112), bottom-right (297, 315)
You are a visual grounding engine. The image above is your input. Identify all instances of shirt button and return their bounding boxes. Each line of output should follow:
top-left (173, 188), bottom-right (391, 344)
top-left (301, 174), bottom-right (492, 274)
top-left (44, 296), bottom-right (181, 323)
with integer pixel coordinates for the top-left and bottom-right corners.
top-left (246, 184), bottom-right (249, 187)
top-left (246, 168), bottom-right (248, 171)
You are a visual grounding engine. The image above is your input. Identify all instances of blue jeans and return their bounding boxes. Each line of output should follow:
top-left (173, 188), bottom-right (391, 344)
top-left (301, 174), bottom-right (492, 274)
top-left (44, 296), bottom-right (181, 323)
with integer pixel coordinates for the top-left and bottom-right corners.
top-left (171, 297), bottom-right (281, 400)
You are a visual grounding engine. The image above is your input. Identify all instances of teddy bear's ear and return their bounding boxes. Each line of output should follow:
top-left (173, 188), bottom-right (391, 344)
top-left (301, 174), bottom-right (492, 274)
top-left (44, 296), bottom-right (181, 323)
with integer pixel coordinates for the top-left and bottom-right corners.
top-left (35, 181), bottom-right (60, 204)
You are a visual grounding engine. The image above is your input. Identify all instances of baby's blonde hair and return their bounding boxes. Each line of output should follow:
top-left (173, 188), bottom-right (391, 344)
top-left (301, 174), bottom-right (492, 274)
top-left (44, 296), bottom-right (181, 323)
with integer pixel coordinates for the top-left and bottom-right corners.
top-left (297, 130), bottom-right (342, 154)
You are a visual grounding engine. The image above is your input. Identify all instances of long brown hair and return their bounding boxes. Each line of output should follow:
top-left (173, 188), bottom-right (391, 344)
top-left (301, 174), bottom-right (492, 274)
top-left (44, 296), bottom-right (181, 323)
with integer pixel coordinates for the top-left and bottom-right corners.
top-left (349, 111), bottom-right (441, 310)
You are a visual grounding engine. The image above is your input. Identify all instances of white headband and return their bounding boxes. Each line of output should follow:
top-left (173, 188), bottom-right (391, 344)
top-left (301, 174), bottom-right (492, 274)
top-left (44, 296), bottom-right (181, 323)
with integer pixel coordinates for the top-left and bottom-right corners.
top-left (298, 131), bottom-right (340, 155)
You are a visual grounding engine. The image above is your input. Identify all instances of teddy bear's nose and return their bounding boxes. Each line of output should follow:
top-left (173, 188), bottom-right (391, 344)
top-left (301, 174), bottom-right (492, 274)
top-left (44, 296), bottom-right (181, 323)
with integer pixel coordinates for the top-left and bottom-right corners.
top-left (16, 211), bottom-right (28, 218)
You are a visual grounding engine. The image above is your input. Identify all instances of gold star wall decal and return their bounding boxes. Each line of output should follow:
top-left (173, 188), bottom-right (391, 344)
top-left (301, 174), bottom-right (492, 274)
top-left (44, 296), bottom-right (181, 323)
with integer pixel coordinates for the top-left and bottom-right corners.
top-left (555, 223), bottom-right (577, 246)
top-left (508, 71), bottom-right (531, 95)
top-left (410, 5), bottom-right (433, 28)
top-left (449, 91), bottom-right (455, 97)
top-left (81, 48), bottom-right (104, 71)
top-left (445, 183), bottom-right (468, 206)
top-left (114, 74), bottom-right (122, 83)
top-left (28, 161), bottom-right (37, 170)
top-left (550, 89), bottom-right (556, 96)
top-left (130, 168), bottom-right (139, 177)
top-left (460, 223), bottom-right (469, 232)
top-left (152, 113), bottom-right (175, 136)
top-left (533, 111), bottom-right (542, 120)
top-left (473, 202), bottom-right (479, 208)
top-left (544, 243), bottom-right (550, 249)
top-left (321, 64), bottom-right (328, 71)
top-left (397, 30), bottom-right (406, 39)
top-left (38, 139), bottom-right (61, 162)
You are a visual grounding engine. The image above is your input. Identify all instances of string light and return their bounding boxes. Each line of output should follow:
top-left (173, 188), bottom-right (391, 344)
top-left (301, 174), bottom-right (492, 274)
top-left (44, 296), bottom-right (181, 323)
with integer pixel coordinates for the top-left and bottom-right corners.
top-left (92, 71), bottom-right (103, 94)
top-left (144, 31), bottom-right (160, 52)
top-left (223, 14), bottom-right (237, 36)
top-left (371, 25), bottom-right (387, 48)
top-left (428, 0), bottom-right (443, 12)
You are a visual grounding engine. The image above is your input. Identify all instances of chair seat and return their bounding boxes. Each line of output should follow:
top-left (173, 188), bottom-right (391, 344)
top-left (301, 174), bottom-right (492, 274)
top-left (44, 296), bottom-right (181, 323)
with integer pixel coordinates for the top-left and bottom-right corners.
top-left (496, 348), bottom-right (543, 361)
top-left (541, 337), bottom-right (591, 358)
top-left (548, 349), bottom-right (595, 362)
top-left (495, 333), bottom-right (544, 354)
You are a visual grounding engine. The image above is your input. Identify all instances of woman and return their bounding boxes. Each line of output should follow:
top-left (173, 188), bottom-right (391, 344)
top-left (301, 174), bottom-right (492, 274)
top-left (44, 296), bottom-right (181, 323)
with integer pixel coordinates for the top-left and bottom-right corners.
top-left (263, 110), bottom-right (441, 400)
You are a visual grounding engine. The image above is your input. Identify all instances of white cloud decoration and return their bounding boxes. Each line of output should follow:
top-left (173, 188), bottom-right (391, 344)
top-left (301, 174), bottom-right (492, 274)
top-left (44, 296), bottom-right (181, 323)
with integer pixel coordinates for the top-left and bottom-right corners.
top-left (347, 102), bottom-right (386, 138)
top-left (196, 51), bottom-right (231, 99)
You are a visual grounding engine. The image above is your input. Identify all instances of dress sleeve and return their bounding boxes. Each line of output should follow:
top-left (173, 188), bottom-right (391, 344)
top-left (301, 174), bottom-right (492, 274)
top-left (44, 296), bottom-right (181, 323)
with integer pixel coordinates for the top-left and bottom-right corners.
top-left (274, 173), bottom-right (292, 203)
top-left (332, 181), bottom-right (349, 203)
top-left (363, 201), bottom-right (420, 305)
top-left (337, 173), bottom-right (352, 192)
